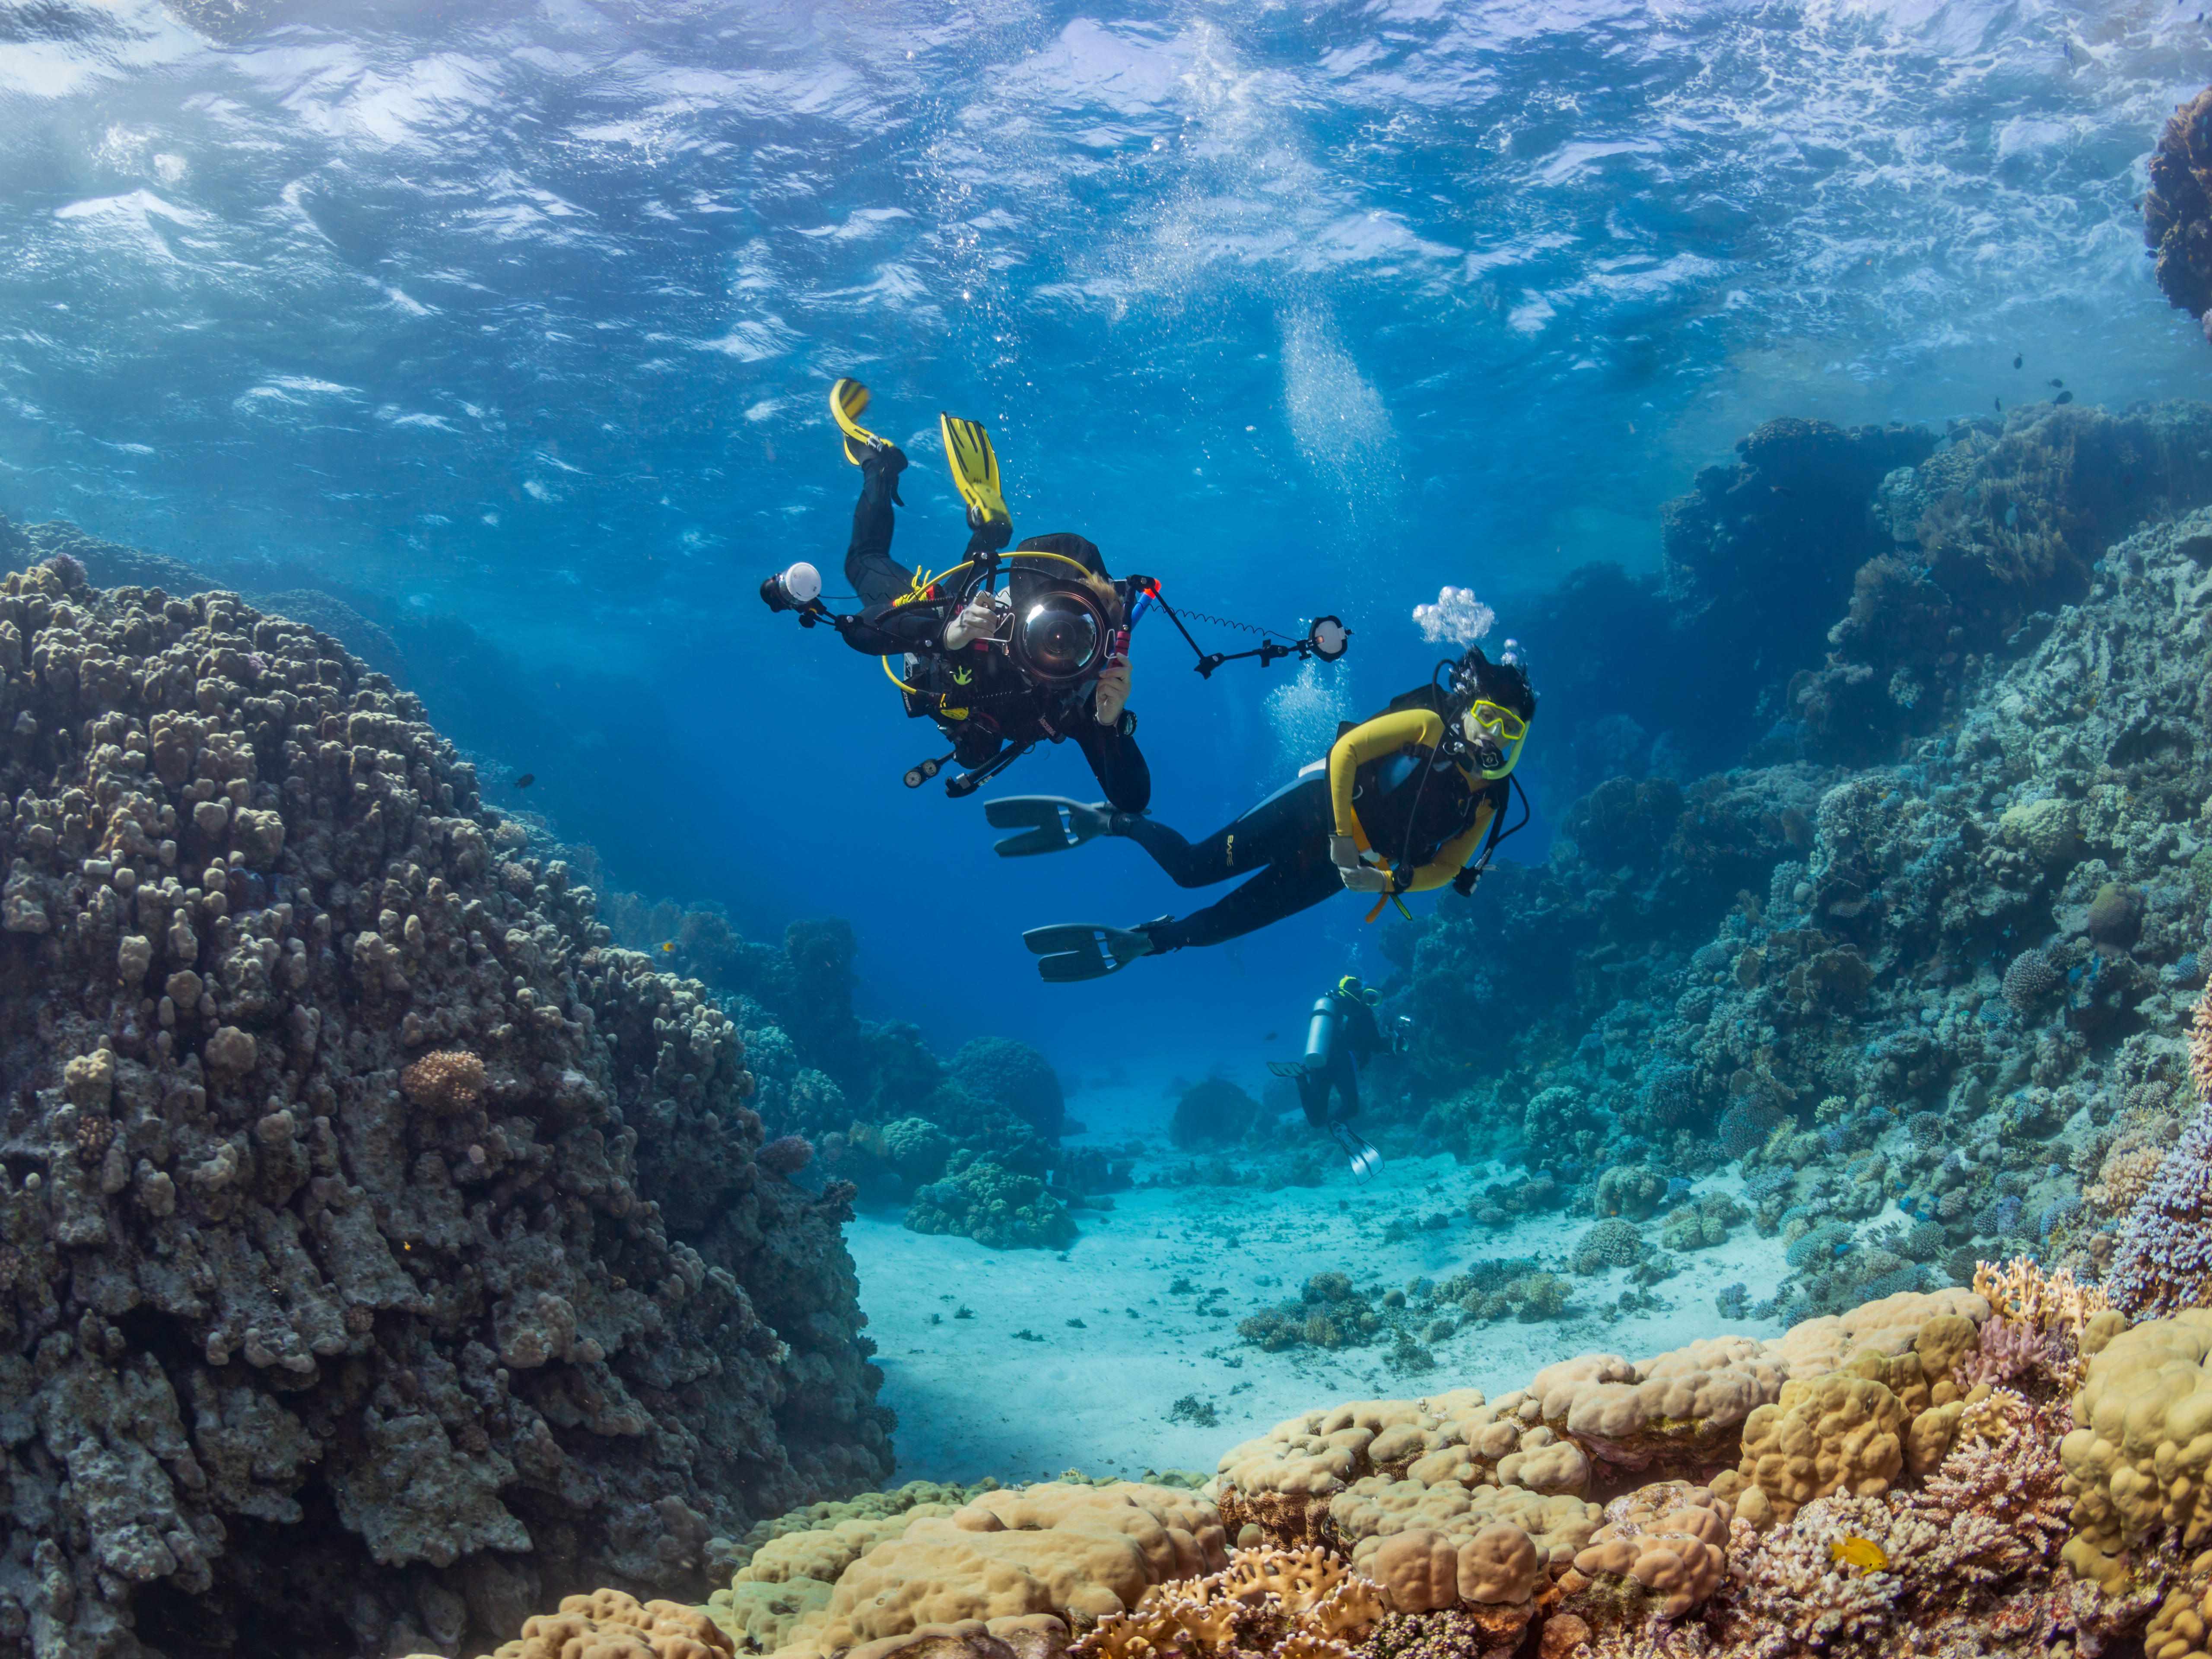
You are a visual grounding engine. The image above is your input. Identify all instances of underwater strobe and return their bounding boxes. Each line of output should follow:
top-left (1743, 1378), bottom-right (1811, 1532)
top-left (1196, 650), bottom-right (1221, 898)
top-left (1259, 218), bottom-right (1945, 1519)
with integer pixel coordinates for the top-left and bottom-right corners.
top-left (759, 562), bottom-right (823, 614)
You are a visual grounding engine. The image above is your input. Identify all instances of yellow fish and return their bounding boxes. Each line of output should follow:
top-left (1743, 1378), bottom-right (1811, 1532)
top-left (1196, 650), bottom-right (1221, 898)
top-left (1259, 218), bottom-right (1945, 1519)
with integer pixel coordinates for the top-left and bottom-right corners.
top-left (660, 941), bottom-right (675, 953)
top-left (1830, 1536), bottom-right (1888, 1573)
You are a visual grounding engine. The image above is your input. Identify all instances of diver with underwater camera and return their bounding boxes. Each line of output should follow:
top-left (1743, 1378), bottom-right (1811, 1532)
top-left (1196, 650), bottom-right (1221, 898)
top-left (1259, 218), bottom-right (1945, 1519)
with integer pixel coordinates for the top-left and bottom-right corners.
top-left (762, 378), bottom-right (1355, 803)
top-left (760, 378), bottom-right (1149, 805)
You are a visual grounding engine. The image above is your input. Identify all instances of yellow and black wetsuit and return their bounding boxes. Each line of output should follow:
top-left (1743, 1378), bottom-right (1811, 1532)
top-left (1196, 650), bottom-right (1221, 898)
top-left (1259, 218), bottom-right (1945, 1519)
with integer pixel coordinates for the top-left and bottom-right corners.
top-left (829, 445), bottom-right (1150, 811)
top-left (1110, 684), bottom-right (1505, 951)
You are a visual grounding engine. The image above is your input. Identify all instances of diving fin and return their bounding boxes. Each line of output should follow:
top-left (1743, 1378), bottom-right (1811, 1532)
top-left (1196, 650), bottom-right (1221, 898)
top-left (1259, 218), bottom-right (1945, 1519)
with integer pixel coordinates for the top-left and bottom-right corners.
top-left (985, 796), bottom-right (1115, 858)
top-left (1022, 920), bottom-right (1160, 982)
top-left (830, 378), bottom-right (890, 464)
top-left (1266, 1061), bottom-right (1309, 1081)
top-left (939, 411), bottom-right (1011, 534)
top-left (1329, 1122), bottom-right (1384, 1181)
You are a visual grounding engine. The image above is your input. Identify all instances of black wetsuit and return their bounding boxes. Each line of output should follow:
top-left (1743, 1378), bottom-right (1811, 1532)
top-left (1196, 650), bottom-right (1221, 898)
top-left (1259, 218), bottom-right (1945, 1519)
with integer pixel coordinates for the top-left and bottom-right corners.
top-left (1298, 990), bottom-right (1385, 1128)
top-left (833, 451), bottom-right (1150, 812)
top-left (1114, 683), bottom-right (1505, 951)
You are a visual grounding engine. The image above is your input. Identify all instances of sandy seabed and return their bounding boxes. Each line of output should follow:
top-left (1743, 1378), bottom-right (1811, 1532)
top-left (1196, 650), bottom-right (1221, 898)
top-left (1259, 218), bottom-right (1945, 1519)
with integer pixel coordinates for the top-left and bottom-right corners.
top-left (849, 1076), bottom-right (1805, 1485)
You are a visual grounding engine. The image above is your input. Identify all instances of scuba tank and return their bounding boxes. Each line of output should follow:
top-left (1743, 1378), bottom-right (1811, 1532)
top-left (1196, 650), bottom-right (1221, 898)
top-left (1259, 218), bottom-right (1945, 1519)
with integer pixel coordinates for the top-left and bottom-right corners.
top-left (1303, 995), bottom-right (1340, 1073)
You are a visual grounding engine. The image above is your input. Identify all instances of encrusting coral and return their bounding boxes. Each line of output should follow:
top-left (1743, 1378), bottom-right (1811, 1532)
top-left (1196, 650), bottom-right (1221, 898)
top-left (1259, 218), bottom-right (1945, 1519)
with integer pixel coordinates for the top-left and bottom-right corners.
top-left (448, 1256), bottom-right (2212, 1659)
top-left (0, 559), bottom-right (890, 1657)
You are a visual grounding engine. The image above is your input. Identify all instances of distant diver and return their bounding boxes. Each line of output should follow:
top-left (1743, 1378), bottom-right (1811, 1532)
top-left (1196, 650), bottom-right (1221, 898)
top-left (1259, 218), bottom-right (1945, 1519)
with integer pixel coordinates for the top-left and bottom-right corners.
top-left (1000, 643), bottom-right (1536, 982)
top-left (1267, 975), bottom-right (1408, 1179)
top-left (759, 379), bottom-right (1149, 804)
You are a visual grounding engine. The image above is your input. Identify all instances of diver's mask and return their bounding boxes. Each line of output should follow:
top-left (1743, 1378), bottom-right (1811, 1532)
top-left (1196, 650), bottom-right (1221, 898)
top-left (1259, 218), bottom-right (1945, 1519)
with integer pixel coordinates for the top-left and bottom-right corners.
top-left (1460, 699), bottom-right (1528, 779)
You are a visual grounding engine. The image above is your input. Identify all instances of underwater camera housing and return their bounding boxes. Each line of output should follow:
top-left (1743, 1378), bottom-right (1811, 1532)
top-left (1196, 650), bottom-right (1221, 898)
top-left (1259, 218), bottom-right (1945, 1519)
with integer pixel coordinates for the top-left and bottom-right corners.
top-left (1004, 583), bottom-right (1114, 687)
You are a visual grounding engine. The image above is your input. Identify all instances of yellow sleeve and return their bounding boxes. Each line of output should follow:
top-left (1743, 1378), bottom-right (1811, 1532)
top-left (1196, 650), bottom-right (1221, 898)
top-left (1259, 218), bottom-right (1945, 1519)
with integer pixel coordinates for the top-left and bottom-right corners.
top-left (1400, 796), bottom-right (1497, 892)
top-left (1327, 709), bottom-right (1443, 841)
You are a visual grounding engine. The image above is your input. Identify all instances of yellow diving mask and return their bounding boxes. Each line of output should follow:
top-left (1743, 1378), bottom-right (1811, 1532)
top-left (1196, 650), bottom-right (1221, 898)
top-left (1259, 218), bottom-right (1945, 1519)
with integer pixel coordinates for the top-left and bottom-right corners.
top-left (1461, 699), bottom-right (1528, 779)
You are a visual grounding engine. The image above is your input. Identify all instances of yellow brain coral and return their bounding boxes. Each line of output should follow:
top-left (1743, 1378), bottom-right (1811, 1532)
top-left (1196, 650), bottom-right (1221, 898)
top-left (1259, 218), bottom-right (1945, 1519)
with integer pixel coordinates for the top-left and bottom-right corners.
top-left (481, 1589), bottom-right (734, 1659)
top-left (2060, 1309), bottom-right (2212, 1589)
top-left (1736, 1372), bottom-right (1908, 1525)
top-left (785, 1483), bottom-right (1226, 1656)
top-left (1567, 1482), bottom-right (1733, 1621)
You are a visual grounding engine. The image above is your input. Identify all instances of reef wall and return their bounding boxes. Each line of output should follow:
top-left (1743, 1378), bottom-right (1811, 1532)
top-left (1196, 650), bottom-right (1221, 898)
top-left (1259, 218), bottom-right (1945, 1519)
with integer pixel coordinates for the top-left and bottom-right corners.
top-left (1386, 400), bottom-right (2212, 1323)
top-left (0, 557), bottom-right (890, 1659)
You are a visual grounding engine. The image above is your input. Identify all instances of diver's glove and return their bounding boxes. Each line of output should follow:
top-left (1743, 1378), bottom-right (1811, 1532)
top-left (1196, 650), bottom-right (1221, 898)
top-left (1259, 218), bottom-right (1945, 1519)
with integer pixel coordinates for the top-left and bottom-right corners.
top-left (942, 595), bottom-right (1001, 651)
top-left (1329, 835), bottom-right (1391, 894)
top-left (1092, 657), bottom-right (1132, 725)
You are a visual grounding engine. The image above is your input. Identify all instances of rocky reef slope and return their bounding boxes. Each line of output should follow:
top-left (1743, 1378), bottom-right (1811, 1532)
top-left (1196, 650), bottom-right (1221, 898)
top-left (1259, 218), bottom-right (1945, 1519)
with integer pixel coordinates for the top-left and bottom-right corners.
top-left (0, 560), bottom-right (889, 1659)
top-left (1388, 401), bottom-right (2212, 1320)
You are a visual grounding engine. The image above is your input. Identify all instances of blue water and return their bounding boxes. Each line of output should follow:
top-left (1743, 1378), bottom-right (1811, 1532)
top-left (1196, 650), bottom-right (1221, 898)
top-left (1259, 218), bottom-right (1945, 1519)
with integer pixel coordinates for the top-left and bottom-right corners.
top-left (1, 0), bottom-right (2208, 1069)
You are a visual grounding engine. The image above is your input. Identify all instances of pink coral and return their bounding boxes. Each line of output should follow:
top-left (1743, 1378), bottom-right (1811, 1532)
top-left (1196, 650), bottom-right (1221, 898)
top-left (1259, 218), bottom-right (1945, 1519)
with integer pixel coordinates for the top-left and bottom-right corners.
top-left (1952, 1314), bottom-right (2050, 1390)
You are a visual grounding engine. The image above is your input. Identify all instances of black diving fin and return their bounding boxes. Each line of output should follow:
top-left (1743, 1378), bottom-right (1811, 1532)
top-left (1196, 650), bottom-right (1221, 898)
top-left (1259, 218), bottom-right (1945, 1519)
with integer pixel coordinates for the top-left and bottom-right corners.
top-left (1329, 1122), bottom-right (1383, 1181)
top-left (1022, 920), bottom-right (1160, 982)
top-left (985, 796), bottom-right (1116, 858)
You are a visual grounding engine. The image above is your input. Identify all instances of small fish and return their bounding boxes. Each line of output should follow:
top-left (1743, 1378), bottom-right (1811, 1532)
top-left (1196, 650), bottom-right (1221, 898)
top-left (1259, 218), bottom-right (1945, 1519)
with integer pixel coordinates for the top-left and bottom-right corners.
top-left (2055, 390), bottom-right (2074, 405)
top-left (2048, 377), bottom-right (2064, 389)
top-left (515, 773), bottom-right (536, 789)
top-left (2012, 353), bottom-right (2023, 368)
top-left (1995, 397), bottom-right (2002, 412)
top-left (1831, 1536), bottom-right (1888, 1573)
top-left (1264, 1032), bottom-right (1279, 1041)
top-left (660, 941), bottom-right (676, 953)
top-left (1770, 485), bottom-right (1798, 498)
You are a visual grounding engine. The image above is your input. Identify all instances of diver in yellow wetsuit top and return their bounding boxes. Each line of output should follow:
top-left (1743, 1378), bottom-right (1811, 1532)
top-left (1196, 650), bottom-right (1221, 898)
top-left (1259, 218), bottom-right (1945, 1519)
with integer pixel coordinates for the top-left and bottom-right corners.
top-left (991, 644), bottom-right (1535, 981)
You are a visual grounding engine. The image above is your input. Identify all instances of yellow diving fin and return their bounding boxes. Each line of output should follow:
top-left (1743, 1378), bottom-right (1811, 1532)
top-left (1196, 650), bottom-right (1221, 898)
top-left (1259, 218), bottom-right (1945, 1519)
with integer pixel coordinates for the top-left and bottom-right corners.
top-left (830, 377), bottom-right (889, 464)
top-left (939, 411), bottom-right (1011, 533)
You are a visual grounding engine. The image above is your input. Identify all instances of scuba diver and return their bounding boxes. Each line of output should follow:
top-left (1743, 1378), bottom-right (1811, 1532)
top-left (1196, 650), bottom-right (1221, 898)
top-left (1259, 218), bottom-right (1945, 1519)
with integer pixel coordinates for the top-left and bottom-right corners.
top-left (1267, 976), bottom-right (1410, 1179)
top-left (993, 642), bottom-right (1535, 981)
top-left (759, 379), bottom-right (1149, 806)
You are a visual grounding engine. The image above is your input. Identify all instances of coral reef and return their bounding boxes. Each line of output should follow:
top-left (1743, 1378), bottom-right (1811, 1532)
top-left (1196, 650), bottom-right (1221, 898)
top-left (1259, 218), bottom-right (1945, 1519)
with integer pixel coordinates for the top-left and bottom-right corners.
top-left (904, 1160), bottom-right (1077, 1251)
top-left (2148, 86), bottom-right (2212, 329)
top-left (0, 563), bottom-right (888, 1657)
top-left (1393, 488), bottom-right (2212, 1328)
top-left (473, 1590), bottom-right (736, 1659)
top-left (1073, 1546), bottom-right (1385, 1659)
top-left (949, 1038), bottom-right (1065, 1139)
top-left (457, 1273), bottom-right (2212, 1659)
top-left (1171, 1078), bottom-right (1259, 1150)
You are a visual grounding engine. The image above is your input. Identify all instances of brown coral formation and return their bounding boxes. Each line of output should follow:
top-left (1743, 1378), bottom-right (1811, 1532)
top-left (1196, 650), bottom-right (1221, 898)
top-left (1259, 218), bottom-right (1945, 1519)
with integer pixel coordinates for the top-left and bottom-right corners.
top-left (474, 1589), bottom-right (737, 1659)
top-left (764, 1484), bottom-right (1226, 1659)
top-left (2148, 86), bottom-right (2212, 327)
top-left (401, 1046), bottom-right (486, 1112)
top-left (1073, 1546), bottom-right (1385, 1659)
top-left (467, 1279), bottom-right (2212, 1659)
top-left (0, 563), bottom-right (889, 1657)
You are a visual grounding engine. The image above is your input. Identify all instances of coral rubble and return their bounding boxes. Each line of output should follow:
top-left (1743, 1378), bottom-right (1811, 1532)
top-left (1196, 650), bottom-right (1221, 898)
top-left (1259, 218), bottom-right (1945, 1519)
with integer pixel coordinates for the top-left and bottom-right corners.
top-left (0, 562), bottom-right (888, 1657)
